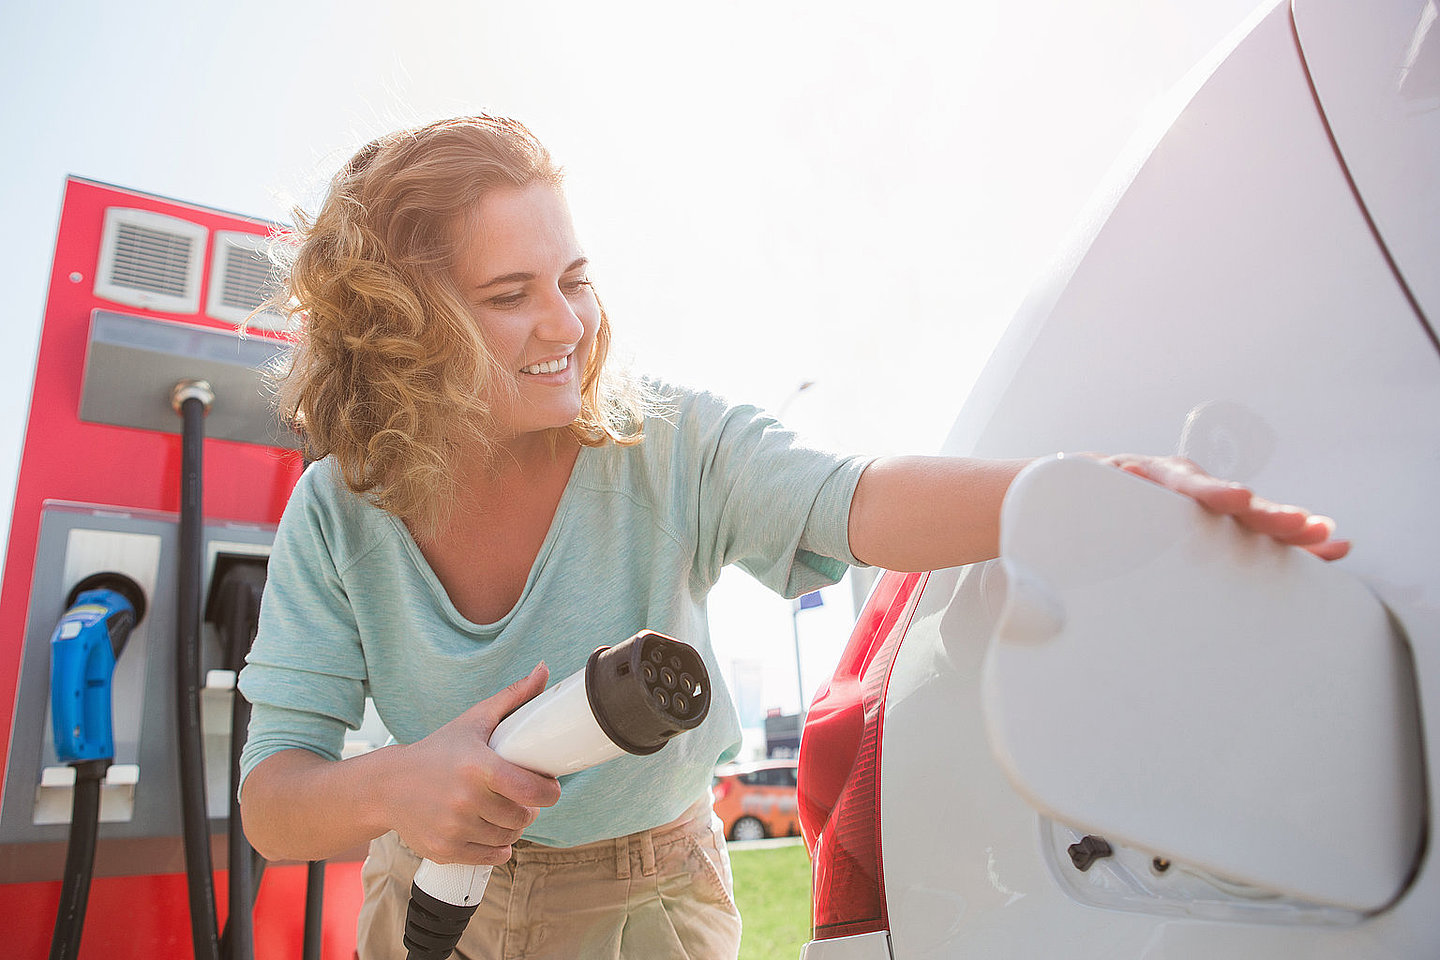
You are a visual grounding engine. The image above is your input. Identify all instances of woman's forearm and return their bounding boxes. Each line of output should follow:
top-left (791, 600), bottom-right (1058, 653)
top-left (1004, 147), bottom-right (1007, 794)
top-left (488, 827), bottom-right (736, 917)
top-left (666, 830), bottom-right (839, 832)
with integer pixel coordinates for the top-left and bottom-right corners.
top-left (240, 667), bottom-right (562, 866)
top-left (847, 456), bottom-right (1034, 571)
top-left (239, 746), bottom-right (401, 862)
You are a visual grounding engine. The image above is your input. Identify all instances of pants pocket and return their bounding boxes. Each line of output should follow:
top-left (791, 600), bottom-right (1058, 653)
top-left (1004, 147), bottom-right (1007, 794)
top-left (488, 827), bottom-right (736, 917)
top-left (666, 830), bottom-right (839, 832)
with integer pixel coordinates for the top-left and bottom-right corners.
top-left (680, 825), bottom-right (738, 911)
top-left (644, 827), bottom-right (743, 960)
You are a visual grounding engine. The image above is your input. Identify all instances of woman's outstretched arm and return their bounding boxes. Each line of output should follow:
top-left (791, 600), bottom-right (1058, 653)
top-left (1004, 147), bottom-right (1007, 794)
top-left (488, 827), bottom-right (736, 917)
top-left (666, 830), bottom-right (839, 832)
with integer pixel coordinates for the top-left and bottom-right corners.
top-left (846, 454), bottom-right (1349, 572)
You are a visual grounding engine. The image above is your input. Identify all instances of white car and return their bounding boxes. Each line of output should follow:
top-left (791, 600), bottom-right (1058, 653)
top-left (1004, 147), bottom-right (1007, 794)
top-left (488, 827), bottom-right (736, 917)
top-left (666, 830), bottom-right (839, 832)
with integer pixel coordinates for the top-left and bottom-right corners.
top-left (797, 0), bottom-right (1439, 957)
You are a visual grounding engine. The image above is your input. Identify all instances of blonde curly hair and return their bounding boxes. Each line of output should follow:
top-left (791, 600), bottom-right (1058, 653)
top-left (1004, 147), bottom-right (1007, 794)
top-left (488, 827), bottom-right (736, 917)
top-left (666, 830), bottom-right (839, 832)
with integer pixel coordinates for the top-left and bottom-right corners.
top-left (268, 115), bottom-right (645, 534)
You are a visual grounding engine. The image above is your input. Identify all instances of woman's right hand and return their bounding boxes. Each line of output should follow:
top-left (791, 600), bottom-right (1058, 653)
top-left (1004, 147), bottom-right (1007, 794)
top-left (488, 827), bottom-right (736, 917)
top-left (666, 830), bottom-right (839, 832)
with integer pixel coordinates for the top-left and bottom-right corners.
top-left (384, 662), bottom-right (562, 865)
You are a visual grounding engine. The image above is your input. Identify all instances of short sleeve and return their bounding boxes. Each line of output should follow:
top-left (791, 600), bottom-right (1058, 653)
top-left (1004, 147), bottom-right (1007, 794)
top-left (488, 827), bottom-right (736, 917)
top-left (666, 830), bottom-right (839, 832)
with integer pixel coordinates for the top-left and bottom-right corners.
top-left (237, 467), bottom-right (369, 789)
top-left (671, 385), bottom-right (872, 598)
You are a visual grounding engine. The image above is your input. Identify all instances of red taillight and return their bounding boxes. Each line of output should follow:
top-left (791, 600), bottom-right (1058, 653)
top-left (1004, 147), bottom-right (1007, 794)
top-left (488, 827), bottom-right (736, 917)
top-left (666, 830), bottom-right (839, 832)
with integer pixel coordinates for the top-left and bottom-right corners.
top-left (798, 570), bottom-right (927, 941)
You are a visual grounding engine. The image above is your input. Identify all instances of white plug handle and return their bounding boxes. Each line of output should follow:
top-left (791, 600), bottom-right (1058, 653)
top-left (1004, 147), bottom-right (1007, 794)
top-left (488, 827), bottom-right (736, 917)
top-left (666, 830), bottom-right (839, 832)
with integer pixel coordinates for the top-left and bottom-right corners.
top-left (413, 860), bottom-right (493, 907)
top-left (487, 669), bottom-right (628, 775)
top-left (412, 666), bottom-right (627, 908)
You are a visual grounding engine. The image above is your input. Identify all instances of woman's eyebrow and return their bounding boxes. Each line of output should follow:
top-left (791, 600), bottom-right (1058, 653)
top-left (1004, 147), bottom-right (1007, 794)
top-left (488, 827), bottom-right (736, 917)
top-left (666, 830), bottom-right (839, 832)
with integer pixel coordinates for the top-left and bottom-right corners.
top-left (476, 271), bottom-right (533, 290)
top-left (475, 258), bottom-right (588, 290)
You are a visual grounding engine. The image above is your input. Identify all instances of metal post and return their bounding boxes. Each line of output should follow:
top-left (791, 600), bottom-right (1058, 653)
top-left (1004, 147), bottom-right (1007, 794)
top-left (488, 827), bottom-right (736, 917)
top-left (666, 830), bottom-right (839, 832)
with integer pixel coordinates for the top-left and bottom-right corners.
top-left (792, 600), bottom-right (806, 719)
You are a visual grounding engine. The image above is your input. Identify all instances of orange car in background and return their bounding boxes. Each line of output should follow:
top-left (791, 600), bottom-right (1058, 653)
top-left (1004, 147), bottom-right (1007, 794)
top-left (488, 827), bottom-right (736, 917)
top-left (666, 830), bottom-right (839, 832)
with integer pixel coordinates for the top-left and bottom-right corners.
top-left (712, 758), bottom-right (800, 842)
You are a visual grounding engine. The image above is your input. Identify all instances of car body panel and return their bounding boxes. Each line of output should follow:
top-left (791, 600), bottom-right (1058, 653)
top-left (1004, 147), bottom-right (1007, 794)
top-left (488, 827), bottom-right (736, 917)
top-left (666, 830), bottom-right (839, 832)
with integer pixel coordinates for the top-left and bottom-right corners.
top-left (827, 0), bottom-right (1440, 955)
top-left (1293, 0), bottom-right (1440, 329)
top-left (800, 930), bottom-right (893, 960)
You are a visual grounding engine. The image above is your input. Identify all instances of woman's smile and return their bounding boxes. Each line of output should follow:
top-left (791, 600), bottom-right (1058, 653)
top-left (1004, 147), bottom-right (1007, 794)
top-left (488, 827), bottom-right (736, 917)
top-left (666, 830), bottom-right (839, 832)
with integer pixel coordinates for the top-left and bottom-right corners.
top-left (453, 182), bottom-right (600, 438)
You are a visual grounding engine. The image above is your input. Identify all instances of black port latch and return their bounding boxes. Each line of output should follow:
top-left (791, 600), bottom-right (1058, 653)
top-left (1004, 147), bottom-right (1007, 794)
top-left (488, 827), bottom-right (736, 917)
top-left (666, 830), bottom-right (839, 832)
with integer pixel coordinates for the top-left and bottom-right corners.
top-left (1067, 835), bottom-right (1113, 871)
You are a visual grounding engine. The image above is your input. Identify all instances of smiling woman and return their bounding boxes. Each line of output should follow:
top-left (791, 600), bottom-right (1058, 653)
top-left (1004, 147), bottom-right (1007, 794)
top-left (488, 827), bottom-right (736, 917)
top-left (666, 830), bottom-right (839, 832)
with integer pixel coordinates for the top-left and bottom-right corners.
top-left (235, 111), bottom-right (1348, 960)
top-left (238, 114), bottom-right (884, 960)
top-left (268, 116), bottom-right (645, 539)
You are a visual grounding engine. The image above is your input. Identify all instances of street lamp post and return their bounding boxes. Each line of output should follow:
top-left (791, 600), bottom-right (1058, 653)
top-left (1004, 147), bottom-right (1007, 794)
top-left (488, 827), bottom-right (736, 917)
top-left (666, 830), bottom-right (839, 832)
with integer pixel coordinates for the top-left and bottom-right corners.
top-left (792, 600), bottom-right (805, 718)
top-left (779, 379), bottom-right (816, 721)
top-left (791, 590), bottom-right (824, 719)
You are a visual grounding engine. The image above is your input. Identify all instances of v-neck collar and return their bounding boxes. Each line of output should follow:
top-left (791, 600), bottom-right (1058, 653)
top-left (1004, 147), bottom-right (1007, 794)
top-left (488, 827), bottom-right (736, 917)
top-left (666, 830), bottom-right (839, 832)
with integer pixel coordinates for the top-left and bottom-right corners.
top-left (390, 443), bottom-right (591, 634)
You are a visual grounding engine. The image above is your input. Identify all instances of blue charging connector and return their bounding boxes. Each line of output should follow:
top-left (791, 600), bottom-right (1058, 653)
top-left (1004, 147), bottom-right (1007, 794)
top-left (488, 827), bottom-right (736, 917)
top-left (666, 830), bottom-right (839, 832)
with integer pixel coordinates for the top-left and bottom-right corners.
top-left (46, 571), bottom-right (146, 960)
top-left (49, 573), bottom-right (146, 765)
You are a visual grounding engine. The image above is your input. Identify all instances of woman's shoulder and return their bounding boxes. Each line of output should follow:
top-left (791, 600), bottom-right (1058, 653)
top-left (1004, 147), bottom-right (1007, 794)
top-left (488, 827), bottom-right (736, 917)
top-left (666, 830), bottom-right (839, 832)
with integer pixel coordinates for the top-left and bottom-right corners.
top-left (279, 458), bottom-right (395, 559)
top-left (597, 376), bottom-right (779, 491)
top-left (290, 457), bottom-right (357, 511)
top-left (636, 376), bottom-right (763, 435)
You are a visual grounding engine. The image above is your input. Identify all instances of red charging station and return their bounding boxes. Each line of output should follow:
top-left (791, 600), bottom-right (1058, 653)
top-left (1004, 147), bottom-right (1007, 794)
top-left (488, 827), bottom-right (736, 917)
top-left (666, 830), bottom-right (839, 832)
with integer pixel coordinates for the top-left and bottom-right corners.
top-left (0, 178), bottom-right (363, 958)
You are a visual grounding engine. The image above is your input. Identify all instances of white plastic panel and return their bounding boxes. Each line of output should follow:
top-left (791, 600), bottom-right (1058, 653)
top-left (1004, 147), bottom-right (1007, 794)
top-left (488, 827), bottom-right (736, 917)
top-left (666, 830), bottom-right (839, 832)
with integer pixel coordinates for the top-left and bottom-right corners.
top-left (800, 931), bottom-right (894, 960)
top-left (1293, 0), bottom-right (1440, 328)
top-left (52, 528), bottom-right (162, 768)
top-left (33, 763), bottom-right (140, 826)
top-left (981, 456), bottom-right (1423, 912)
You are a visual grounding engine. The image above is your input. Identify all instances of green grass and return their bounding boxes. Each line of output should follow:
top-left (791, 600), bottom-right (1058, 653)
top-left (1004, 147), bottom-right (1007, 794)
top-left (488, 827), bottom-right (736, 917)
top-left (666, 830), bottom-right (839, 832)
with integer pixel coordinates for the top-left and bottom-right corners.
top-left (731, 841), bottom-right (812, 960)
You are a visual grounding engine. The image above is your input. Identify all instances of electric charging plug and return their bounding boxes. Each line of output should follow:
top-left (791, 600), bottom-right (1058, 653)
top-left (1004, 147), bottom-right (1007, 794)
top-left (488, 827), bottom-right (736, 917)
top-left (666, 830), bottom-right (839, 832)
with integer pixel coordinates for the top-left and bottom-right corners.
top-left (47, 571), bottom-right (146, 960)
top-left (204, 554), bottom-right (269, 673)
top-left (50, 572), bottom-right (147, 767)
top-left (403, 630), bottom-right (711, 960)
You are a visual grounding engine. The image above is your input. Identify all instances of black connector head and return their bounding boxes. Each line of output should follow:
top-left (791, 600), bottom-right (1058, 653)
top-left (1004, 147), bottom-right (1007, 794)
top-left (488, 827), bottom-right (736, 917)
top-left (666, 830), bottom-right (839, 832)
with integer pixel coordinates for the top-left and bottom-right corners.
top-left (585, 630), bottom-right (711, 756)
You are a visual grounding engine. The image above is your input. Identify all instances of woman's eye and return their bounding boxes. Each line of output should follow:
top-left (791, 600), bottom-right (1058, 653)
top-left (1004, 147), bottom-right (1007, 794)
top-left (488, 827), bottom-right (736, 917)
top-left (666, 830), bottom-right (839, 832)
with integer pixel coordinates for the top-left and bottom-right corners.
top-left (486, 291), bottom-right (526, 307)
top-left (562, 277), bottom-right (593, 295)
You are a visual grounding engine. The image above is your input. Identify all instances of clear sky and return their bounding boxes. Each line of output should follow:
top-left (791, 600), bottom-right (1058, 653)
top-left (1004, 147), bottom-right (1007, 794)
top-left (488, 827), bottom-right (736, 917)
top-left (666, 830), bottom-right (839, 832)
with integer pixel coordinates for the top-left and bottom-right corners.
top-left (0, 0), bottom-right (1261, 731)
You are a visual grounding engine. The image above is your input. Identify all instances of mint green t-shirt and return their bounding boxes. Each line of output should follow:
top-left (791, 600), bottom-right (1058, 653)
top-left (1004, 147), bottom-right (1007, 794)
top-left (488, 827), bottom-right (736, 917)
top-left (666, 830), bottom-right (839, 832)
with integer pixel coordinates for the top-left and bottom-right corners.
top-left (237, 381), bottom-right (869, 847)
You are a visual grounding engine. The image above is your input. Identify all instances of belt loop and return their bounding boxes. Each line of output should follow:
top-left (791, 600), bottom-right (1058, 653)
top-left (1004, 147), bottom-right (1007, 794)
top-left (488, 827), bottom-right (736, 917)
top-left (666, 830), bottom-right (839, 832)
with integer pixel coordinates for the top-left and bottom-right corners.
top-left (640, 828), bottom-right (657, 877)
top-left (616, 834), bottom-right (631, 880)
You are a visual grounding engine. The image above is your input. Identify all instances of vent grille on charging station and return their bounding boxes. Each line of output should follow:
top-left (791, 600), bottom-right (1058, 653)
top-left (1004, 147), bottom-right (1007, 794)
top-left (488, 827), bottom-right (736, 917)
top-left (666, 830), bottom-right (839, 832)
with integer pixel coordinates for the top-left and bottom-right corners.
top-left (207, 231), bottom-right (285, 329)
top-left (112, 223), bottom-right (192, 297)
top-left (94, 207), bottom-right (207, 314)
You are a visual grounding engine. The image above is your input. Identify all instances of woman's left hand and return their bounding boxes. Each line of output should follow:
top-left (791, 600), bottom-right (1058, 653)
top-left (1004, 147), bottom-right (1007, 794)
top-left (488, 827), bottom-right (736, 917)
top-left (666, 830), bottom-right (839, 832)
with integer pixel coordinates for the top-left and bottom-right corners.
top-left (1101, 454), bottom-right (1350, 561)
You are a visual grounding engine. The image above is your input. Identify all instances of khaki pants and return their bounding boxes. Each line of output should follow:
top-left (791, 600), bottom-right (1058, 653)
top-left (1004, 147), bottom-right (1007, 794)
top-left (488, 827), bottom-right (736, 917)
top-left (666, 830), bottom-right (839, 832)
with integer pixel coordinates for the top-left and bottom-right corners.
top-left (356, 798), bottom-right (742, 960)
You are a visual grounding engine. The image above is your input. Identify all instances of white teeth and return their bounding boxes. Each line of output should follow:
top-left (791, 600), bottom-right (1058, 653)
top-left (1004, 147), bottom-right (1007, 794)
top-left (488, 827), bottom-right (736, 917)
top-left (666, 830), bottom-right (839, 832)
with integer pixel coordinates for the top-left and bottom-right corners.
top-left (522, 356), bottom-right (569, 376)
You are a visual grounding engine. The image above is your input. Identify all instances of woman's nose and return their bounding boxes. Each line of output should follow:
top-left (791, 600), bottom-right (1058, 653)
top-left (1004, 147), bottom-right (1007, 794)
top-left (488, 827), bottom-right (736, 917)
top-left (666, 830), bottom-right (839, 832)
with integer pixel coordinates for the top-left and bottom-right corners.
top-left (535, 289), bottom-right (586, 343)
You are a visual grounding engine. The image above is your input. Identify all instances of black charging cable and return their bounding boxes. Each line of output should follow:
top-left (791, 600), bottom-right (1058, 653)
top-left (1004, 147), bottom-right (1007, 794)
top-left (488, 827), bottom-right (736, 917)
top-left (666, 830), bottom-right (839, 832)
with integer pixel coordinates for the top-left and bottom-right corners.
top-left (206, 555), bottom-right (329, 960)
top-left (207, 559), bottom-right (267, 960)
top-left (173, 379), bottom-right (222, 960)
top-left (49, 757), bottom-right (110, 960)
top-left (305, 861), bottom-right (326, 960)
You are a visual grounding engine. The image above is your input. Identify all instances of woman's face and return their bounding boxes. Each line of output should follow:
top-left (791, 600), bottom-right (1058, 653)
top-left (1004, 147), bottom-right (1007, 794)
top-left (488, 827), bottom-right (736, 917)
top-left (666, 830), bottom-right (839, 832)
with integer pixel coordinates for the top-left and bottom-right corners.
top-left (452, 181), bottom-right (600, 440)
